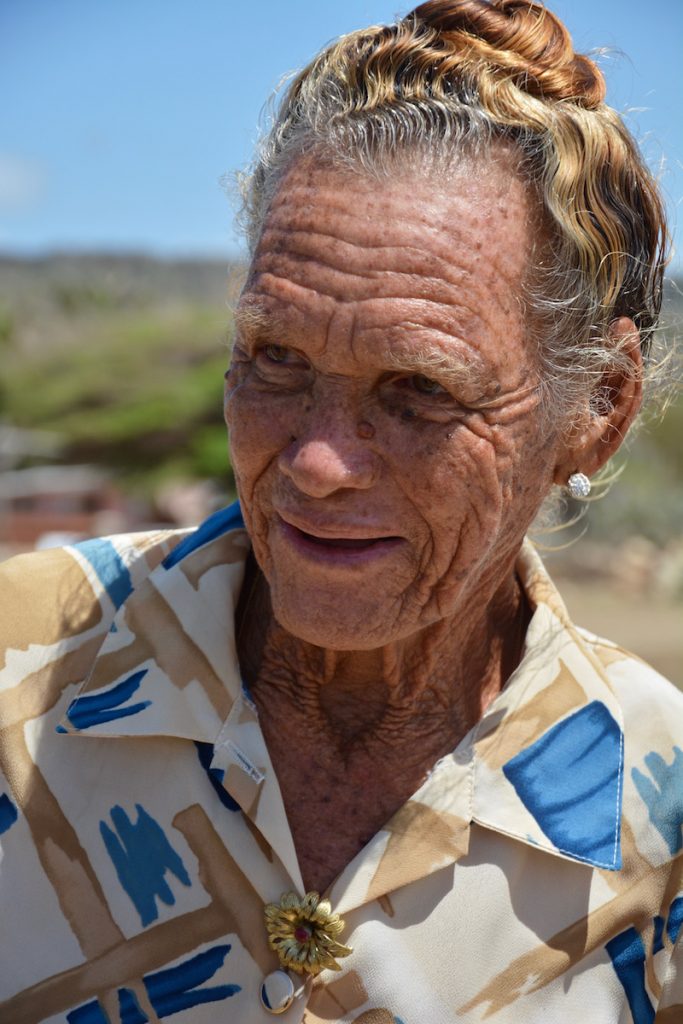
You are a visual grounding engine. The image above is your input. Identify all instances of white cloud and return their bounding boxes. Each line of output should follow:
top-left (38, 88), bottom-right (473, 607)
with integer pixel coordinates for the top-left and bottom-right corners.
top-left (0, 154), bottom-right (47, 212)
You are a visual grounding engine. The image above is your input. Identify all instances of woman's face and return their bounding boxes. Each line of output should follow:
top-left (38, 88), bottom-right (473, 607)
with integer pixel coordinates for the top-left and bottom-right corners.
top-left (225, 156), bottom-right (566, 649)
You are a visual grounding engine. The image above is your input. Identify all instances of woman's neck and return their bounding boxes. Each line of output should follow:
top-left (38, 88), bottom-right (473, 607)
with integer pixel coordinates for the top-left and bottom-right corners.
top-left (236, 554), bottom-right (528, 765)
top-left (235, 554), bottom-right (529, 891)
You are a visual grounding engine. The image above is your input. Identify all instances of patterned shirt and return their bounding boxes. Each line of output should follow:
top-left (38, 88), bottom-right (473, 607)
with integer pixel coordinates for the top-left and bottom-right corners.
top-left (0, 501), bottom-right (681, 1023)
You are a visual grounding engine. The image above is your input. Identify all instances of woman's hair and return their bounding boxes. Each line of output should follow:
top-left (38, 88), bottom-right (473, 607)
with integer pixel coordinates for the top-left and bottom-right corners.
top-left (239, 0), bottom-right (670, 420)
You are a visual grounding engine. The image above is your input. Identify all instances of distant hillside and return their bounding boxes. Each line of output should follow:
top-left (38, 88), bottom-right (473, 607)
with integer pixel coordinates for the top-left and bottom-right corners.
top-left (0, 252), bottom-right (238, 300)
top-left (0, 253), bottom-right (244, 355)
top-left (0, 254), bottom-right (245, 494)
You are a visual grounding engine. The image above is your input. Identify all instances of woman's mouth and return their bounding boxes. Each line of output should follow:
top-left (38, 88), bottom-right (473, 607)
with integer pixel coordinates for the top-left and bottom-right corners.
top-left (276, 516), bottom-right (403, 566)
top-left (300, 533), bottom-right (385, 549)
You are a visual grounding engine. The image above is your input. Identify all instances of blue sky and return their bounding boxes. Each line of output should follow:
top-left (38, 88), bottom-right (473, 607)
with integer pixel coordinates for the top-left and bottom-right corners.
top-left (1, 0), bottom-right (681, 267)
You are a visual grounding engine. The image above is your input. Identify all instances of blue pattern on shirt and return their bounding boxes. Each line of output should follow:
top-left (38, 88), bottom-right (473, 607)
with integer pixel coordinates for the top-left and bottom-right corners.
top-left (100, 803), bottom-right (191, 926)
top-left (503, 700), bottom-right (622, 868)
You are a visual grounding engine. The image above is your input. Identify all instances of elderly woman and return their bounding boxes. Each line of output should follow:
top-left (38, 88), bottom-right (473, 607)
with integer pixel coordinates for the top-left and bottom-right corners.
top-left (0, 1), bottom-right (681, 1021)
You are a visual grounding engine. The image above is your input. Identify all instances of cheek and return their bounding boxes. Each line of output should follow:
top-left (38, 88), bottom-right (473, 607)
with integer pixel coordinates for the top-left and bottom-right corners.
top-left (399, 420), bottom-right (503, 510)
top-left (383, 424), bottom-right (506, 582)
top-left (225, 387), bottom-right (303, 512)
top-left (433, 440), bottom-right (505, 552)
top-left (505, 418), bottom-right (560, 507)
top-left (403, 421), bottom-right (538, 572)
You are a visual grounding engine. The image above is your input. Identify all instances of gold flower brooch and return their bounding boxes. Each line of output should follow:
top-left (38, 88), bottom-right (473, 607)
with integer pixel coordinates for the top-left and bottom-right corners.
top-left (264, 890), bottom-right (352, 977)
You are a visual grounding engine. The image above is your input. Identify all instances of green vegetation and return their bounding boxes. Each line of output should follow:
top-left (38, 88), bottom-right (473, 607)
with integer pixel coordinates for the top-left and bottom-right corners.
top-left (1, 256), bottom-right (236, 497)
top-left (0, 303), bottom-right (14, 349)
top-left (4, 310), bottom-right (232, 492)
top-left (587, 307), bottom-right (683, 547)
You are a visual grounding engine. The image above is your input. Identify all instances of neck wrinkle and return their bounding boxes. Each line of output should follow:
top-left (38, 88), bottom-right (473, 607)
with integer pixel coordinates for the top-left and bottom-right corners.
top-left (238, 564), bottom-right (527, 762)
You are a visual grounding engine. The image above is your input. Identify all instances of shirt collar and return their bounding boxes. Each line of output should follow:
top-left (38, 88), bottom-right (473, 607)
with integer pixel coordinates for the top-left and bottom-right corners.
top-left (471, 543), bottom-right (624, 872)
top-left (59, 502), bottom-right (250, 743)
top-left (57, 504), bottom-right (623, 882)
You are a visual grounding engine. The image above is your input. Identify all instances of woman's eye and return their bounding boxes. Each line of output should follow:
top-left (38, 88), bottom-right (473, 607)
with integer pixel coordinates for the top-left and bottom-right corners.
top-left (262, 344), bottom-right (290, 364)
top-left (254, 344), bottom-right (309, 384)
top-left (411, 374), bottom-right (446, 396)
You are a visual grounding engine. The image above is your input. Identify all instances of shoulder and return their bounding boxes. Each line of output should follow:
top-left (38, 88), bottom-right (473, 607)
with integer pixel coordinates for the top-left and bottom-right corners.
top-left (520, 540), bottom-right (683, 734)
top-left (0, 528), bottom-right (190, 688)
top-left (520, 538), bottom-right (683, 873)
top-left (0, 501), bottom-right (249, 698)
top-left (577, 628), bottom-right (683, 870)
top-left (576, 626), bottom-right (683, 791)
top-left (578, 625), bottom-right (683, 730)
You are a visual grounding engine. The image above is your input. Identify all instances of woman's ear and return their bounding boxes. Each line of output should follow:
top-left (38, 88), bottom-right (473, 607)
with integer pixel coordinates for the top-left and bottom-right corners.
top-left (553, 317), bottom-right (643, 486)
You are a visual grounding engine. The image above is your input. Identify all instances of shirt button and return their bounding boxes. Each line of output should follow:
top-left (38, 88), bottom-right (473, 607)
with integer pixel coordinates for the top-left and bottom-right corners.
top-left (260, 970), bottom-right (296, 1014)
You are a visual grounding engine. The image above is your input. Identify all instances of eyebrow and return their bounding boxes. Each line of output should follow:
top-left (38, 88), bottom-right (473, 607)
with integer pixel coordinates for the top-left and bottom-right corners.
top-left (385, 345), bottom-right (489, 393)
top-left (233, 305), bottom-right (286, 341)
top-left (233, 304), bottom-right (494, 396)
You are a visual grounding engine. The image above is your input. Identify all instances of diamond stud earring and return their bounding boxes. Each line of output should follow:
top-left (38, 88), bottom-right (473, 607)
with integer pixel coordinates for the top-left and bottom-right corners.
top-left (567, 472), bottom-right (591, 499)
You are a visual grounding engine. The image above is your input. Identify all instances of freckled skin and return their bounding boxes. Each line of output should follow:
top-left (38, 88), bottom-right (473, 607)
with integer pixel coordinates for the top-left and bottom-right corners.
top-left (225, 154), bottom-right (574, 891)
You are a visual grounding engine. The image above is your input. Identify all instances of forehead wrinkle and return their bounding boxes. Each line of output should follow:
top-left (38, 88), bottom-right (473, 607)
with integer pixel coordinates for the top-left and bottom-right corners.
top-left (266, 177), bottom-right (506, 256)
top-left (260, 219), bottom-right (460, 268)
top-left (258, 223), bottom-right (488, 295)
top-left (254, 234), bottom-right (523, 344)
top-left (249, 263), bottom-right (502, 336)
top-left (262, 177), bottom-right (529, 288)
top-left (240, 274), bottom-right (337, 332)
top-left (323, 302), bottom-right (362, 363)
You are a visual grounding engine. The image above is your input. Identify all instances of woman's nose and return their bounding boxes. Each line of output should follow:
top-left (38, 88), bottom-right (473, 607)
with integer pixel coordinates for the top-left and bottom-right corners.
top-left (278, 415), bottom-right (380, 498)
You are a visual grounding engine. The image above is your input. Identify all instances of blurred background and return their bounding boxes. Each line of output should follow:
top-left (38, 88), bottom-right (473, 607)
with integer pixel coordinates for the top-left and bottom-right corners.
top-left (1, 1), bottom-right (681, 682)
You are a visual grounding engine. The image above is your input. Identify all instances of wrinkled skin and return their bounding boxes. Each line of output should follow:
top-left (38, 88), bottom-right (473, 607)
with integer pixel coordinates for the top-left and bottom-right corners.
top-left (224, 154), bottom-right (638, 890)
top-left (227, 156), bottom-right (559, 647)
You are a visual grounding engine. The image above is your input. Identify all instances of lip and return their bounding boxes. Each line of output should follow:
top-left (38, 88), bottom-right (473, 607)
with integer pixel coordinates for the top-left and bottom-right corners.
top-left (275, 512), bottom-right (404, 567)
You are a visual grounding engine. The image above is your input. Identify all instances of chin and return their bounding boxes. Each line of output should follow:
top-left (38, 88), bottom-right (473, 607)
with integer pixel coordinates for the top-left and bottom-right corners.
top-left (270, 587), bottom-right (398, 651)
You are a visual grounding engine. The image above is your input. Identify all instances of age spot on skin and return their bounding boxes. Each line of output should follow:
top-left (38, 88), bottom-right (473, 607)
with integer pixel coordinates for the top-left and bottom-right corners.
top-left (357, 421), bottom-right (376, 439)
